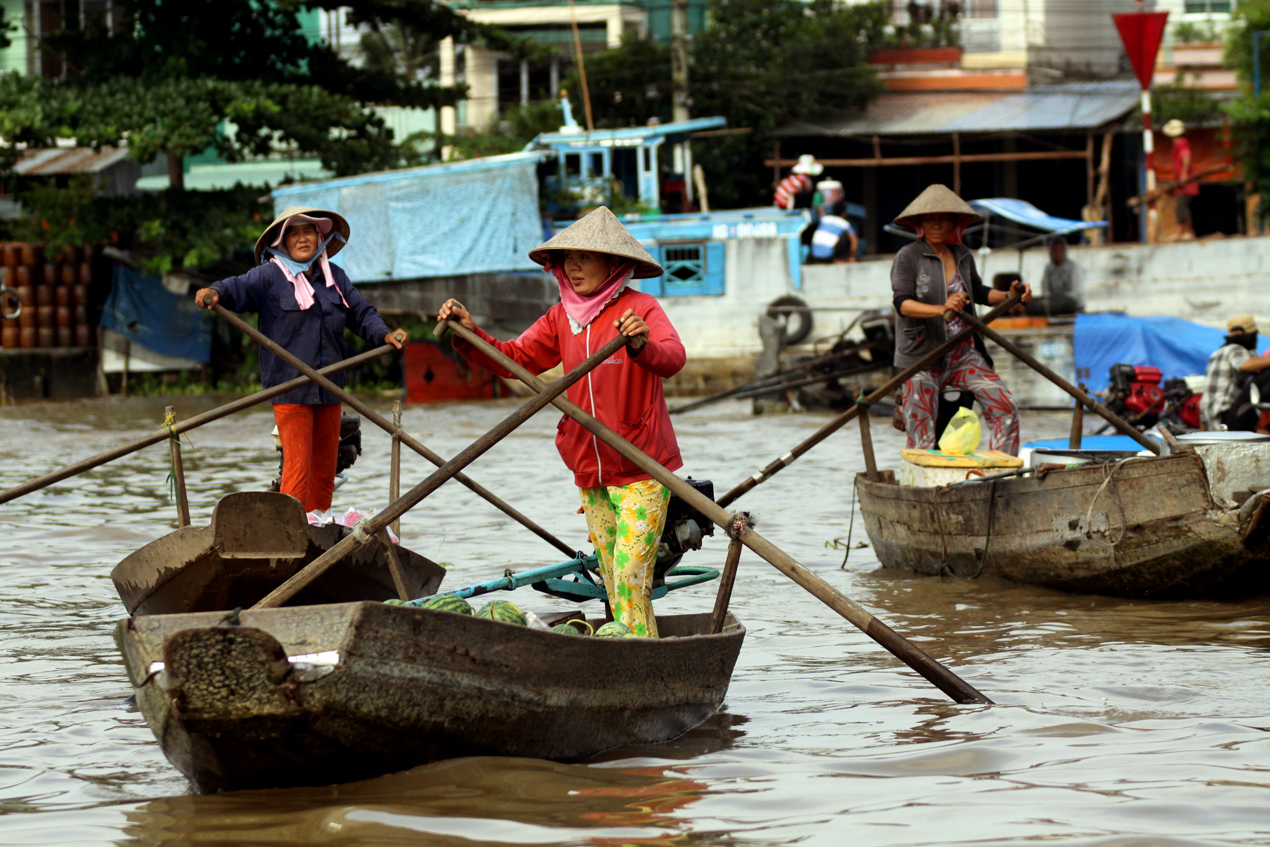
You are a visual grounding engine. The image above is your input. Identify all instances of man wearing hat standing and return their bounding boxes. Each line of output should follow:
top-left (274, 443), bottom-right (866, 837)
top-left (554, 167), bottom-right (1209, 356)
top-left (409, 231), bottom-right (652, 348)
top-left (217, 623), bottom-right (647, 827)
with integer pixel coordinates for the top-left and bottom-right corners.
top-left (195, 206), bottom-right (408, 515)
top-left (774, 154), bottom-right (823, 210)
top-left (1200, 314), bottom-right (1270, 431)
top-left (1164, 119), bottom-right (1199, 241)
top-left (438, 206), bottom-right (684, 638)
top-left (891, 184), bottom-right (1031, 454)
top-left (808, 180), bottom-right (859, 263)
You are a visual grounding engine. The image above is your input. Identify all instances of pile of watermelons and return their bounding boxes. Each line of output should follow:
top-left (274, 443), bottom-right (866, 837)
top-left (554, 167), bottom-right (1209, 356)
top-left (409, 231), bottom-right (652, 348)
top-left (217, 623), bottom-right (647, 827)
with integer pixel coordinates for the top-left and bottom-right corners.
top-left (394, 594), bottom-right (635, 637)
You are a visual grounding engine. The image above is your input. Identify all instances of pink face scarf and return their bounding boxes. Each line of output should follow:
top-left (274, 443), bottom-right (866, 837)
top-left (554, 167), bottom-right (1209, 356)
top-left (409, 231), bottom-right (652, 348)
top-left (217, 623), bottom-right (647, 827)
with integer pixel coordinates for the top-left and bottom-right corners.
top-left (546, 258), bottom-right (635, 335)
top-left (266, 215), bottom-right (347, 310)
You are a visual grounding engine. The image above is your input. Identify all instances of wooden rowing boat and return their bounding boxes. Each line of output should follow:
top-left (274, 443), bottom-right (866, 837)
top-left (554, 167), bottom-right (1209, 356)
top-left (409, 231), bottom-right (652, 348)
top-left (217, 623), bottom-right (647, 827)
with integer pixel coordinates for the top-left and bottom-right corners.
top-left (112, 492), bottom-right (446, 615)
top-left (116, 602), bottom-right (745, 792)
top-left (856, 449), bottom-right (1270, 598)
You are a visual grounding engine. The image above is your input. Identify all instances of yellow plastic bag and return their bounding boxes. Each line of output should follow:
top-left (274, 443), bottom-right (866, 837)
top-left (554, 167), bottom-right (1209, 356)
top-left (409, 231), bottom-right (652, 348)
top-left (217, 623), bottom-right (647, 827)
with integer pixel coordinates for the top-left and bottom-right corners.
top-left (938, 407), bottom-right (982, 455)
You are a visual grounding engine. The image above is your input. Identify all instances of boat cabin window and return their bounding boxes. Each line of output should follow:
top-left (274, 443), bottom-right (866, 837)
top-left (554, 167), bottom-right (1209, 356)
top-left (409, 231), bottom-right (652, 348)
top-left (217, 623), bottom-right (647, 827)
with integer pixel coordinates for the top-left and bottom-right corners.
top-left (640, 241), bottom-right (725, 297)
top-left (564, 153), bottom-right (582, 177)
top-left (590, 153), bottom-right (605, 179)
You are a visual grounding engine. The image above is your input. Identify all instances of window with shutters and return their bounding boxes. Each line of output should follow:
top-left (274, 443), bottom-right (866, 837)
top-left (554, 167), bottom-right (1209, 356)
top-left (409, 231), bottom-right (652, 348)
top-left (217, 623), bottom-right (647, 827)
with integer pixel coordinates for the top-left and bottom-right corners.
top-left (641, 242), bottom-right (725, 297)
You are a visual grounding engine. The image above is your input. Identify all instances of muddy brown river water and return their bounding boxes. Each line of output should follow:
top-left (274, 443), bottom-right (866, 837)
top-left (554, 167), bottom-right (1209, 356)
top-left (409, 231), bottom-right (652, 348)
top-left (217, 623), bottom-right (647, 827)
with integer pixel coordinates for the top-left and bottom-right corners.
top-left (2, 396), bottom-right (1269, 846)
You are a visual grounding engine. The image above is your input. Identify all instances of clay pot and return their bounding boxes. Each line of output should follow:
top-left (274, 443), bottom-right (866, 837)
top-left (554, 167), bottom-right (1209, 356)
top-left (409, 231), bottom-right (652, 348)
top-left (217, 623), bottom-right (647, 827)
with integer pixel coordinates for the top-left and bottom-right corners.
top-left (16, 289), bottom-right (35, 328)
top-left (42, 264), bottom-right (57, 286)
top-left (0, 267), bottom-right (11, 287)
top-left (56, 327), bottom-right (73, 347)
top-left (20, 244), bottom-right (38, 266)
top-left (54, 286), bottom-right (71, 307)
top-left (1, 244), bottom-right (16, 268)
top-left (55, 306), bottom-right (72, 329)
top-left (37, 327), bottom-right (55, 348)
top-left (71, 285), bottom-right (89, 307)
top-left (79, 262), bottom-right (92, 285)
top-left (74, 324), bottom-right (93, 347)
top-left (35, 286), bottom-right (54, 308)
top-left (61, 264), bottom-right (77, 286)
top-left (15, 266), bottom-right (32, 287)
top-left (1, 326), bottom-right (18, 348)
top-left (73, 305), bottom-right (88, 326)
top-left (20, 327), bottom-right (36, 348)
top-left (36, 306), bottom-right (54, 329)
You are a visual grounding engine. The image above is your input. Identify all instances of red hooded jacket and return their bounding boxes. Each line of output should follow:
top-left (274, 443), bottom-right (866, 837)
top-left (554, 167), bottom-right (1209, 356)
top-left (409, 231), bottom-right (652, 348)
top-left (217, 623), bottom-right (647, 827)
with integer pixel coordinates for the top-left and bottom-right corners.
top-left (453, 289), bottom-right (685, 489)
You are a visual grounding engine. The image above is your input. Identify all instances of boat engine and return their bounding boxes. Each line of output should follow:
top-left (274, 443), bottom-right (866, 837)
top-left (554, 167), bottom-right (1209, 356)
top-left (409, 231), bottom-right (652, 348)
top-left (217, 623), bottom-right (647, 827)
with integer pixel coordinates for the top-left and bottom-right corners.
top-left (270, 413), bottom-right (363, 493)
top-left (1162, 376), bottom-right (1203, 430)
top-left (655, 477), bottom-right (716, 575)
top-left (1103, 364), bottom-right (1166, 427)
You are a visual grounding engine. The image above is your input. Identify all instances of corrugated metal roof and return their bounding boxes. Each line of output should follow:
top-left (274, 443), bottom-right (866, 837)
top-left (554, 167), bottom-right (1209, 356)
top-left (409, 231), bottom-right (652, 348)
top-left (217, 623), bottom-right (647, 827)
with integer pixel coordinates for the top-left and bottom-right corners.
top-left (773, 82), bottom-right (1140, 138)
top-left (13, 146), bottom-right (132, 175)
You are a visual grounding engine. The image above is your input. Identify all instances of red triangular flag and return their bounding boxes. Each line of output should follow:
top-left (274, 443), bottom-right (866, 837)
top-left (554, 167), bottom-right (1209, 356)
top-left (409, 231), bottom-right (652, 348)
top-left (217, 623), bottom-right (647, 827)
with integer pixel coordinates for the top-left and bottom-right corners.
top-left (1114, 11), bottom-right (1170, 91)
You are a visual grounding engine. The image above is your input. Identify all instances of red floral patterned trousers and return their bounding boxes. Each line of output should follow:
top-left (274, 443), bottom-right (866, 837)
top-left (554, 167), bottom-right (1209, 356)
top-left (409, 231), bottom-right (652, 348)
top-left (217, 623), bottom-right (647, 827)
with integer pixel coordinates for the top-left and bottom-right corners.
top-left (900, 339), bottom-right (1020, 455)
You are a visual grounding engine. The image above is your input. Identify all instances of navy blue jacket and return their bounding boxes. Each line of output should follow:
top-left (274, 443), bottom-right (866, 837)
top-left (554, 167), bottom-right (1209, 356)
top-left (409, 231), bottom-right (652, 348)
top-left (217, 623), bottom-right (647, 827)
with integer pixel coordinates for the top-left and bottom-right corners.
top-left (210, 262), bottom-right (391, 405)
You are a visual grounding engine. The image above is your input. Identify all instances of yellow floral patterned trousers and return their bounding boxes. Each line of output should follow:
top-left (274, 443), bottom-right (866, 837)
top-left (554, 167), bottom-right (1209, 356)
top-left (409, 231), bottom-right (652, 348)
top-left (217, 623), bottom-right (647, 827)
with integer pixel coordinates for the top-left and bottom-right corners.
top-left (579, 479), bottom-right (671, 638)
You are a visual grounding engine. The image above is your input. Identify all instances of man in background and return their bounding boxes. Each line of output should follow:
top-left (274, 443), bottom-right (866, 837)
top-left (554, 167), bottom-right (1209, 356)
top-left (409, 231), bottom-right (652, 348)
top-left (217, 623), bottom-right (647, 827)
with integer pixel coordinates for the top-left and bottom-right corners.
top-left (1164, 119), bottom-right (1199, 241)
top-left (774, 155), bottom-right (822, 210)
top-left (1026, 238), bottom-right (1083, 315)
top-left (1201, 314), bottom-right (1270, 430)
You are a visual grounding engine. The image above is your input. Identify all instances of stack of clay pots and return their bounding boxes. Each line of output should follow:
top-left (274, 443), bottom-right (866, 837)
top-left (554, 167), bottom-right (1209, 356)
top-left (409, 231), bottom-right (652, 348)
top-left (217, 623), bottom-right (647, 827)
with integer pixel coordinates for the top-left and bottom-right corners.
top-left (0, 243), bottom-right (95, 349)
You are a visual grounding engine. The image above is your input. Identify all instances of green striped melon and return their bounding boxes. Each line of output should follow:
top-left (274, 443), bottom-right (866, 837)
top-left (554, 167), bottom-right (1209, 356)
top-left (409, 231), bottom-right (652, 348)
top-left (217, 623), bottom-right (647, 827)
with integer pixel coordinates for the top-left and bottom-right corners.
top-left (475, 599), bottom-right (528, 626)
top-left (551, 623), bottom-right (581, 635)
top-left (420, 595), bottom-right (473, 615)
top-left (595, 620), bottom-right (635, 638)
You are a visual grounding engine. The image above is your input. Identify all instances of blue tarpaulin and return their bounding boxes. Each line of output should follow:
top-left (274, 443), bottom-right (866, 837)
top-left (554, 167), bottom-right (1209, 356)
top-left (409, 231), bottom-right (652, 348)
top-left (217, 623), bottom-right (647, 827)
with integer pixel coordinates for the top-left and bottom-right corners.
top-left (100, 264), bottom-right (212, 362)
top-left (1074, 312), bottom-right (1224, 392)
top-left (969, 198), bottom-right (1107, 234)
top-left (270, 152), bottom-right (545, 283)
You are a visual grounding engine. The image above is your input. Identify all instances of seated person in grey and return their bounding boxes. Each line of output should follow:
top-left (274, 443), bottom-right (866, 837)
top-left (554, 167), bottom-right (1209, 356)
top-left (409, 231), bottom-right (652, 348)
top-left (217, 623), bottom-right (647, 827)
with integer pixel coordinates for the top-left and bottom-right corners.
top-left (1201, 314), bottom-right (1270, 431)
top-left (1025, 238), bottom-right (1083, 316)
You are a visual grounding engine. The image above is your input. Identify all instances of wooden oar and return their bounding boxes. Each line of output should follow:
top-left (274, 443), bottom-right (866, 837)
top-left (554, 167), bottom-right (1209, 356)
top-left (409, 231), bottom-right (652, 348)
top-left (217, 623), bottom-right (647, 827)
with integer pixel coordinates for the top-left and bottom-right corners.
top-left (250, 331), bottom-right (630, 610)
top-left (716, 293), bottom-right (1023, 509)
top-left (957, 311), bottom-right (1161, 455)
top-left (437, 318), bottom-right (993, 706)
top-left (211, 304), bottom-right (576, 558)
top-left (0, 343), bottom-right (392, 507)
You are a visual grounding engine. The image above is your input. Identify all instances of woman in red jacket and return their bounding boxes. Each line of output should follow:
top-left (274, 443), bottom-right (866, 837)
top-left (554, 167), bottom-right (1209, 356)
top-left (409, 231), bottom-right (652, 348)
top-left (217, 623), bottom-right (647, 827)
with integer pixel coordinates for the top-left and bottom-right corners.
top-left (439, 207), bottom-right (685, 637)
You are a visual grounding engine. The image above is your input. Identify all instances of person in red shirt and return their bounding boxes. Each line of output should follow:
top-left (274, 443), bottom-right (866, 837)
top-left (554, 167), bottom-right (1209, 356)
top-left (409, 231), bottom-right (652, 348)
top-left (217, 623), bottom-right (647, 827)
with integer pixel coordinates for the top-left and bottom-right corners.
top-left (438, 207), bottom-right (685, 637)
top-left (1164, 119), bottom-right (1200, 241)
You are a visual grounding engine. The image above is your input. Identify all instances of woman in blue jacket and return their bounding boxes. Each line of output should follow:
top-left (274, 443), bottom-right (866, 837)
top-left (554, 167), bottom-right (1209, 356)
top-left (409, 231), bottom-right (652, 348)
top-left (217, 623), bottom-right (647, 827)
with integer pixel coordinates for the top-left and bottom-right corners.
top-left (195, 206), bottom-right (407, 514)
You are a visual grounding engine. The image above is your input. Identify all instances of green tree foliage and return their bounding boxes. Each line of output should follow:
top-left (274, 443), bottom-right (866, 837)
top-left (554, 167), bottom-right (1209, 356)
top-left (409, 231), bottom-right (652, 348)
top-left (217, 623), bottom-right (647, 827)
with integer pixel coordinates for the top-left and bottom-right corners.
top-left (1224, 0), bottom-right (1270, 198)
top-left (566, 0), bottom-right (886, 209)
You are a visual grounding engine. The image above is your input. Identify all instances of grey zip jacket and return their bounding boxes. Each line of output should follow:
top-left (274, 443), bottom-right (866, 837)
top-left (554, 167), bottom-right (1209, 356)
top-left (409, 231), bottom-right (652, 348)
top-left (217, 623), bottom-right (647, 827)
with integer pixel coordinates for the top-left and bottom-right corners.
top-left (890, 240), bottom-right (994, 370)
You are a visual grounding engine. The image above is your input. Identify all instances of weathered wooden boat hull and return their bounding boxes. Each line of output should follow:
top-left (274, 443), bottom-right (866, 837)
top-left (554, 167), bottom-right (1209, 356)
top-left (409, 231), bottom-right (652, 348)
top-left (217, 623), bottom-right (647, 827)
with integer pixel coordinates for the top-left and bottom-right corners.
top-left (856, 452), bottom-right (1270, 598)
top-left (117, 603), bottom-right (745, 792)
top-left (112, 492), bottom-right (446, 615)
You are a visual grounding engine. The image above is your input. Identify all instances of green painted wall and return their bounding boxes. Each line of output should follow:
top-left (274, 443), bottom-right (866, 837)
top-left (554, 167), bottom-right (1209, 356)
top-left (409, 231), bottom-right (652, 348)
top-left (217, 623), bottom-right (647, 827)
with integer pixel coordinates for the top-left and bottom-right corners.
top-left (0, 0), bottom-right (27, 76)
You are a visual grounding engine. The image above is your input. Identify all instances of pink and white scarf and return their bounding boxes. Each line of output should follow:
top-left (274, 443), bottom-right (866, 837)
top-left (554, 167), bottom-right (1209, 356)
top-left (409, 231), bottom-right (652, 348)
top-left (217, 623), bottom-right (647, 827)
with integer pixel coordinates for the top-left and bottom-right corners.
top-left (268, 215), bottom-right (347, 310)
top-left (546, 260), bottom-right (635, 335)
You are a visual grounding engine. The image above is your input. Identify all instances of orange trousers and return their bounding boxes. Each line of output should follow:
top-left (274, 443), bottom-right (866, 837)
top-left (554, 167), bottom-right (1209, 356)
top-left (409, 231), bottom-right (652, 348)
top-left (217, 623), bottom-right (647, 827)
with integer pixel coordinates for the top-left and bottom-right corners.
top-left (273, 403), bottom-right (342, 513)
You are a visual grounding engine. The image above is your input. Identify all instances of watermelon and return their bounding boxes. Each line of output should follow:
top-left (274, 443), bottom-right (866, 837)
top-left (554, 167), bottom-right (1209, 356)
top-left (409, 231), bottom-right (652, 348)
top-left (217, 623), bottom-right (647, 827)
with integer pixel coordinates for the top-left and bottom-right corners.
top-left (475, 599), bottom-right (528, 626)
top-left (383, 598), bottom-right (407, 606)
top-left (595, 620), bottom-right (635, 638)
top-left (420, 595), bottom-right (473, 615)
top-left (551, 623), bottom-right (581, 635)
top-left (551, 619), bottom-right (594, 636)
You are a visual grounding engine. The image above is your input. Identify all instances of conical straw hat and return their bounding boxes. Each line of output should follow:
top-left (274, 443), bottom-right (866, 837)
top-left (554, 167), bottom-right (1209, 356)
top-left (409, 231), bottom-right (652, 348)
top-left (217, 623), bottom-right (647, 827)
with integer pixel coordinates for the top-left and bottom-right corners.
top-left (529, 206), bottom-right (664, 279)
top-left (254, 205), bottom-right (351, 264)
top-left (893, 184), bottom-right (981, 228)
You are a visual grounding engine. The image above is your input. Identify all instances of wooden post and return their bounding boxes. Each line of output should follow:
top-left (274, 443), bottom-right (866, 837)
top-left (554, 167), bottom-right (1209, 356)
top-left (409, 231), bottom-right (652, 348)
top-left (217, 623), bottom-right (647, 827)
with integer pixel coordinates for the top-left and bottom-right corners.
top-left (390, 400), bottom-right (402, 540)
top-left (166, 405), bottom-right (190, 527)
top-left (0, 344), bottom-right (392, 508)
top-left (211, 304), bottom-right (576, 558)
top-left (952, 133), bottom-right (962, 195)
top-left (709, 534), bottom-right (744, 634)
top-left (251, 331), bottom-right (630, 611)
top-left (1085, 131), bottom-right (1095, 212)
top-left (1069, 385), bottom-right (1086, 450)
top-left (378, 530), bottom-right (411, 601)
top-left (772, 139), bottom-right (781, 190)
top-left (440, 319), bottom-right (993, 706)
top-left (858, 404), bottom-right (880, 481)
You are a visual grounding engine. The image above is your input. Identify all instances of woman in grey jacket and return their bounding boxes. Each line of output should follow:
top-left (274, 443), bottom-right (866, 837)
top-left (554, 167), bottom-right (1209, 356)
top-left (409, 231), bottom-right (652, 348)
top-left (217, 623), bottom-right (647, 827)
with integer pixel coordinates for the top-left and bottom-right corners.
top-left (891, 185), bottom-right (1031, 454)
